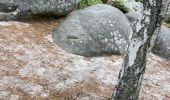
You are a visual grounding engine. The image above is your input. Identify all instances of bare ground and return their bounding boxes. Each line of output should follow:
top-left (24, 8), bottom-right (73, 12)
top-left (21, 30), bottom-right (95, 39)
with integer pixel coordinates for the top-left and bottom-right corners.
top-left (0, 19), bottom-right (170, 100)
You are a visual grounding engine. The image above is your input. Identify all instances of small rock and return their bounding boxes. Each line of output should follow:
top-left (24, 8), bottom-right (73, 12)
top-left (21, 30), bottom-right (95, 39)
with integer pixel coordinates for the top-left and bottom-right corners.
top-left (0, 91), bottom-right (10, 99)
top-left (9, 95), bottom-right (19, 100)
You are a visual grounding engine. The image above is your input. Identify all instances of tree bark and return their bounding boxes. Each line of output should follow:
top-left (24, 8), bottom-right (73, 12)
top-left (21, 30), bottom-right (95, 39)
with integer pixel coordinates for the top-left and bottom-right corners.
top-left (111, 0), bottom-right (170, 100)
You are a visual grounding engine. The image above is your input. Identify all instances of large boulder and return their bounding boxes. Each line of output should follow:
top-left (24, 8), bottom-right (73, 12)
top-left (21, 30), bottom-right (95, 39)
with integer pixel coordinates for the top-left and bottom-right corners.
top-left (52, 4), bottom-right (132, 57)
top-left (152, 27), bottom-right (170, 60)
top-left (0, 0), bottom-right (80, 20)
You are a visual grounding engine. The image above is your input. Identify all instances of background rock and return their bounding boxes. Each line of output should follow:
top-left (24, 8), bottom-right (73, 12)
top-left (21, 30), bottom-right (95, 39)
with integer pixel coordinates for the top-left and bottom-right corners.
top-left (125, 10), bottom-right (142, 31)
top-left (52, 4), bottom-right (132, 57)
top-left (0, 0), bottom-right (80, 20)
top-left (152, 27), bottom-right (170, 60)
top-left (124, 1), bottom-right (143, 12)
top-left (165, 5), bottom-right (170, 23)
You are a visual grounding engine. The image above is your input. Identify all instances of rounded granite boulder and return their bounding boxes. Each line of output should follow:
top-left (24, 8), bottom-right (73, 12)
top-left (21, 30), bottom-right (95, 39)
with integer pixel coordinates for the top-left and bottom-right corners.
top-left (52, 4), bottom-right (132, 57)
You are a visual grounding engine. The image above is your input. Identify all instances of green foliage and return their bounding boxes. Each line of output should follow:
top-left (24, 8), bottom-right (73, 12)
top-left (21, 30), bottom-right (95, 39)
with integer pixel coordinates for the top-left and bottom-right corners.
top-left (135, 0), bottom-right (144, 3)
top-left (113, 1), bottom-right (128, 13)
top-left (117, 0), bottom-right (127, 3)
top-left (165, 23), bottom-right (170, 28)
top-left (165, 17), bottom-right (170, 23)
top-left (101, 0), bottom-right (108, 3)
top-left (78, 0), bottom-right (103, 9)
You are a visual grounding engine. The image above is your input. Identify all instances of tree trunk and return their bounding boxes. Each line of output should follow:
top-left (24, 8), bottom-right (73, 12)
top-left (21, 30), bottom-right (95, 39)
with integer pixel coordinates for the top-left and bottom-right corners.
top-left (111, 0), bottom-right (170, 100)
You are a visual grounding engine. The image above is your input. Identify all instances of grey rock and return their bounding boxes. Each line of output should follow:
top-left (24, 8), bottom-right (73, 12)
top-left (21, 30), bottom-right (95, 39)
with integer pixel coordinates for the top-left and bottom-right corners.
top-left (126, 11), bottom-right (141, 23)
top-left (152, 27), bottom-right (170, 60)
top-left (0, 0), bottom-right (80, 20)
top-left (125, 11), bottom-right (142, 31)
top-left (0, 3), bottom-right (17, 13)
top-left (163, 0), bottom-right (170, 22)
top-left (165, 5), bottom-right (170, 23)
top-left (52, 4), bottom-right (132, 57)
top-left (124, 2), bottom-right (143, 12)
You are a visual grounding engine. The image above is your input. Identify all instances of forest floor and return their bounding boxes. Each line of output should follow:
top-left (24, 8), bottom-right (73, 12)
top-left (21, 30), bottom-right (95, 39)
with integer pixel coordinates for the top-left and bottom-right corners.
top-left (0, 19), bottom-right (170, 100)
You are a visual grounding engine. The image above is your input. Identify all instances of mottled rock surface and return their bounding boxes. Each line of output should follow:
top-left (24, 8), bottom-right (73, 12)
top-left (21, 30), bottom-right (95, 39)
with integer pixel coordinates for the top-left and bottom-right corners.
top-left (126, 10), bottom-right (142, 30)
top-left (0, 20), bottom-right (170, 99)
top-left (0, 0), bottom-right (80, 20)
top-left (152, 27), bottom-right (170, 60)
top-left (53, 4), bottom-right (132, 56)
top-left (124, 1), bottom-right (143, 12)
top-left (165, 5), bottom-right (170, 22)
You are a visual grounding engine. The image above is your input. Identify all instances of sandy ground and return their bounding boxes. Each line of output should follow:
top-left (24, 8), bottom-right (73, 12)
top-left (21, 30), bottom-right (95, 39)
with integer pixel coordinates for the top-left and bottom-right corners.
top-left (0, 19), bottom-right (170, 100)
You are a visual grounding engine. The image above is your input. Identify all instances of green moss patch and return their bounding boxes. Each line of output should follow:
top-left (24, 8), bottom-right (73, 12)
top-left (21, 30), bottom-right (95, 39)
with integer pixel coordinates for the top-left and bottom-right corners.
top-left (78, 0), bottom-right (103, 9)
top-left (113, 1), bottom-right (128, 13)
top-left (165, 23), bottom-right (170, 28)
